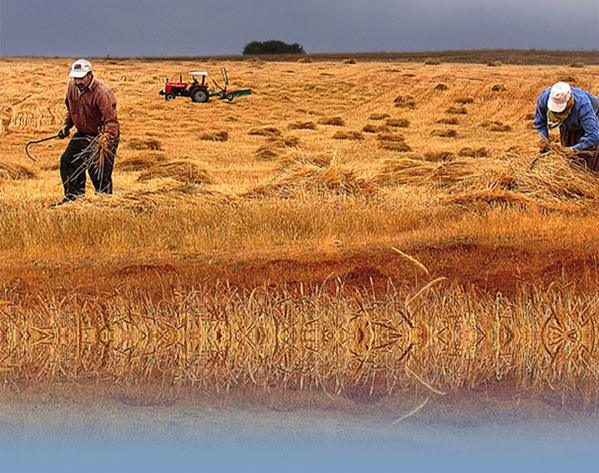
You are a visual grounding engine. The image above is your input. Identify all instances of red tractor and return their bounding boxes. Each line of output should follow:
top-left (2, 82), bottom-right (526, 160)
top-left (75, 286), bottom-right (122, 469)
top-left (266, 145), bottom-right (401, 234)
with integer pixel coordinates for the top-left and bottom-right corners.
top-left (159, 68), bottom-right (252, 103)
top-left (160, 71), bottom-right (211, 102)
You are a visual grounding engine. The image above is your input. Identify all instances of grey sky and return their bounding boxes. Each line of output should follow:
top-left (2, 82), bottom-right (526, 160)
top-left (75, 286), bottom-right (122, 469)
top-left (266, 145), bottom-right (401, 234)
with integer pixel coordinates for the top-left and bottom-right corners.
top-left (1, 0), bottom-right (598, 56)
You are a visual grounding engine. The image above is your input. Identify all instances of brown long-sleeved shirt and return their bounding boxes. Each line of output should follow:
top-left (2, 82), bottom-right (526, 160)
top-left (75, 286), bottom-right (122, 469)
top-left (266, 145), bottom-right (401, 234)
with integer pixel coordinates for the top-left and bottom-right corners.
top-left (63, 78), bottom-right (120, 138)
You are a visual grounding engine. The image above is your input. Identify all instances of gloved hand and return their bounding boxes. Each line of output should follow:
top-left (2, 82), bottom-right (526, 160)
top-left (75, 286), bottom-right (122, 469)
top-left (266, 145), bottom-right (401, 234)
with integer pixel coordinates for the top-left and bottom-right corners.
top-left (565, 147), bottom-right (578, 156)
top-left (554, 144), bottom-right (577, 157)
top-left (58, 125), bottom-right (71, 139)
top-left (98, 131), bottom-right (119, 148)
top-left (538, 138), bottom-right (550, 153)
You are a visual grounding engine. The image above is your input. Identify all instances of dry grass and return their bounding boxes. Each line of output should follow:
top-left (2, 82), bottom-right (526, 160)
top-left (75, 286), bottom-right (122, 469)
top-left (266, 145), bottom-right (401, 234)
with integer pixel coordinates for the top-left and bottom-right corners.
top-left (255, 137), bottom-right (300, 160)
top-left (254, 144), bottom-right (283, 161)
top-left (512, 153), bottom-right (599, 201)
top-left (423, 151), bottom-right (455, 162)
top-left (1, 60), bottom-right (597, 263)
top-left (437, 117), bottom-right (460, 125)
top-left (275, 151), bottom-right (332, 170)
top-left (372, 151), bottom-right (599, 214)
top-left (0, 161), bottom-right (37, 180)
top-left (1, 59), bottom-right (598, 313)
top-left (386, 118), bottom-right (410, 128)
top-left (119, 151), bottom-right (168, 171)
top-left (289, 121), bottom-right (318, 130)
top-left (375, 158), bottom-right (435, 185)
top-left (127, 138), bottom-right (163, 151)
top-left (319, 116), bottom-right (346, 126)
top-left (249, 126), bottom-right (282, 137)
top-left (394, 95), bottom-right (416, 109)
top-left (379, 142), bottom-right (412, 152)
top-left (81, 182), bottom-right (224, 212)
top-left (369, 113), bottom-right (391, 120)
top-left (243, 160), bottom-right (378, 198)
top-left (481, 120), bottom-right (512, 132)
top-left (431, 129), bottom-right (458, 138)
top-left (138, 160), bottom-right (213, 184)
top-left (446, 106), bottom-right (468, 115)
top-left (363, 124), bottom-right (389, 133)
top-left (458, 147), bottom-right (489, 158)
top-left (268, 135), bottom-right (301, 148)
top-left (376, 155), bottom-right (508, 189)
top-left (377, 133), bottom-right (406, 142)
top-left (333, 130), bottom-right (364, 140)
top-left (199, 130), bottom-right (229, 142)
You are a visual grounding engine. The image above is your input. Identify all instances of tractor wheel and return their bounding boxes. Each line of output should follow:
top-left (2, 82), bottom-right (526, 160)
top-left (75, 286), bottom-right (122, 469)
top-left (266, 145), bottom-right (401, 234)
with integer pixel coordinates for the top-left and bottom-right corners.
top-left (165, 93), bottom-right (175, 101)
top-left (226, 93), bottom-right (235, 102)
top-left (191, 89), bottom-right (209, 103)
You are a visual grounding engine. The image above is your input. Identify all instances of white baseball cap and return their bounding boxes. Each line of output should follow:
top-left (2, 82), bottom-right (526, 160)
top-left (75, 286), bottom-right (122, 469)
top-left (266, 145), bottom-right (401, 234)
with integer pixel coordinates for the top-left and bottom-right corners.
top-left (548, 82), bottom-right (572, 113)
top-left (69, 59), bottom-right (93, 79)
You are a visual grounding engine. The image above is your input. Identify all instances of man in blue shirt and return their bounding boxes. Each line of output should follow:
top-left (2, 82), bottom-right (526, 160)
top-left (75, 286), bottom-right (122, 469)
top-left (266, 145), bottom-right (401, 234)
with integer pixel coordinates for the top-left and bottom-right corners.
top-left (534, 82), bottom-right (599, 171)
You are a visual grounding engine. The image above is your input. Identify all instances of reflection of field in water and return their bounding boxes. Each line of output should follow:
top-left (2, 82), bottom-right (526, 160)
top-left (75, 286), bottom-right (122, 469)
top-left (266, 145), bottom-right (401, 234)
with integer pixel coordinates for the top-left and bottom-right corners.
top-left (0, 394), bottom-right (598, 473)
top-left (2, 283), bottom-right (597, 414)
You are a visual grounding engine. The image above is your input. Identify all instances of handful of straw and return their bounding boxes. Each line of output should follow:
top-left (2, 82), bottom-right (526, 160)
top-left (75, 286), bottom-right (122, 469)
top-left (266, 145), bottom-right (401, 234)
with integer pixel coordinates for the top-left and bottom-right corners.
top-left (65, 133), bottom-right (117, 187)
top-left (72, 133), bottom-right (116, 170)
top-left (94, 133), bottom-right (114, 170)
top-left (74, 133), bottom-right (114, 167)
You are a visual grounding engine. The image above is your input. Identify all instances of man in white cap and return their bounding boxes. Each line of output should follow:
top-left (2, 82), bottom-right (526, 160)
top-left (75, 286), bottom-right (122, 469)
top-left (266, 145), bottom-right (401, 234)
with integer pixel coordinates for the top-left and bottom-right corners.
top-left (534, 81), bottom-right (599, 171)
top-left (54, 59), bottom-right (120, 204)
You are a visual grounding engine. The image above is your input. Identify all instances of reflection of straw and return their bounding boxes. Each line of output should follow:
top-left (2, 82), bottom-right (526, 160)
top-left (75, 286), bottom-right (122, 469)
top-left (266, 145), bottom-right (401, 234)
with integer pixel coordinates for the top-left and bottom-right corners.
top-left (391, 396), bottom-right (430, 425)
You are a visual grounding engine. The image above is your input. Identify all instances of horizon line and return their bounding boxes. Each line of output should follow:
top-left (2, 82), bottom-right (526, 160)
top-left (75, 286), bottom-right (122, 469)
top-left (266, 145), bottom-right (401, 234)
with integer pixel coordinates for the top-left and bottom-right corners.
top-left (1, 47), bottom-right (598, 60)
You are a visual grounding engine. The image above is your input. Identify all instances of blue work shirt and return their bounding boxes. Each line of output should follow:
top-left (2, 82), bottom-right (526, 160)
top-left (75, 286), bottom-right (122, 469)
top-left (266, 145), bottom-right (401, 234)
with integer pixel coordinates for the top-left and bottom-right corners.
top-left (534, 87), bottom-right (599, 151)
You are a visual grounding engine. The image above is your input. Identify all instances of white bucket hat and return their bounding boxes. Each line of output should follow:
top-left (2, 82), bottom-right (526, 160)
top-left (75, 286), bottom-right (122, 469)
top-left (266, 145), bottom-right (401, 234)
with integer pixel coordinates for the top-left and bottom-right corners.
top-left (69, 59), bottom-right (93, 79)
top-left (548, 82), bottom-right (572, 113)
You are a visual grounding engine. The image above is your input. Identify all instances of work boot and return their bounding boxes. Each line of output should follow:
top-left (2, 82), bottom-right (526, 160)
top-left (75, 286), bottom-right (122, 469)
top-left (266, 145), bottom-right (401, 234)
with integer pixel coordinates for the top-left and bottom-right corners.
top-left (47, 197), bottom-right (75, 209)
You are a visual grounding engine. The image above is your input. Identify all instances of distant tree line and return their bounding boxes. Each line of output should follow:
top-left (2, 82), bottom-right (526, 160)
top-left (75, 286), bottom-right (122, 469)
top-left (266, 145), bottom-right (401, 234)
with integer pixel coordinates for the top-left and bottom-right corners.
top-left (243, 40), bottom-right (305, 55)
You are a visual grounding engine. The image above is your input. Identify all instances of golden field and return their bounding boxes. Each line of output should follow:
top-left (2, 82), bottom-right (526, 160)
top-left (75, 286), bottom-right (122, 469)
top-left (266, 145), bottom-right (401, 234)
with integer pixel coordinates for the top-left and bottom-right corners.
top-left (0, 57), bottom-right (598, 408)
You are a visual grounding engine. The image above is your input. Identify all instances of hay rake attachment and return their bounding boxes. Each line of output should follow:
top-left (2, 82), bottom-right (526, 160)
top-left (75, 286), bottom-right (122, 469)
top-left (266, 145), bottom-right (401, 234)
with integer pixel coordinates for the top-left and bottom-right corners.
top-left (210, 67), bottom-right (252, 101)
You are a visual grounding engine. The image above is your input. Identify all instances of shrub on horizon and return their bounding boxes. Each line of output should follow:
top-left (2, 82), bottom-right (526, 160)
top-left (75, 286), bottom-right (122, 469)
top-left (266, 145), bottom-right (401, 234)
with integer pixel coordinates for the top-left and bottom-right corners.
top-left (243, 40), bottom-right (305, 55)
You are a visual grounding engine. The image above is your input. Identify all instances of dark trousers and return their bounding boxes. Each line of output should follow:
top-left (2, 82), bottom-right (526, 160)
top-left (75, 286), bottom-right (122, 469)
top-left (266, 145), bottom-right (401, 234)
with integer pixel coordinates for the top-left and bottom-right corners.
top-left (560, 110), bottom-right (599, 172)
top-left (60, 133), bottom-right (119, 200)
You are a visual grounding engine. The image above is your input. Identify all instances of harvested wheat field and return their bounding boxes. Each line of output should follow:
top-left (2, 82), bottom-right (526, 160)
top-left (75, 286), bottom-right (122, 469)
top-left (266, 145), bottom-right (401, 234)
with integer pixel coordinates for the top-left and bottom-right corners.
top-left (1, 57), bottom-right (599, 413)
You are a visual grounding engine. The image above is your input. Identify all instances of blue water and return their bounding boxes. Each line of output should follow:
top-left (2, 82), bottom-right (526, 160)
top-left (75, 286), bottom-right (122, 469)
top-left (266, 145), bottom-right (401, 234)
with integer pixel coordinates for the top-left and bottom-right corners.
top-left (0, 402), bottom-right (597, 472)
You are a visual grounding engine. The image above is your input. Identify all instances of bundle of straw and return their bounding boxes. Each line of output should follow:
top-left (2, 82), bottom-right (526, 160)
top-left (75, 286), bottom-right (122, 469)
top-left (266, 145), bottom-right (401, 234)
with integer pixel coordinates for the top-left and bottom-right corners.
top-left (0, 161), bottom-right (37, 180)
top-left (243, 161), bottom-right (378, 198)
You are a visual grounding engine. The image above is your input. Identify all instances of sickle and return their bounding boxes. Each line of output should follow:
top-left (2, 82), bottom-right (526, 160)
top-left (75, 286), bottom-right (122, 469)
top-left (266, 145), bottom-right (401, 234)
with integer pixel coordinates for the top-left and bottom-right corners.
top-left (24, 134), bottom-right (61, 161)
